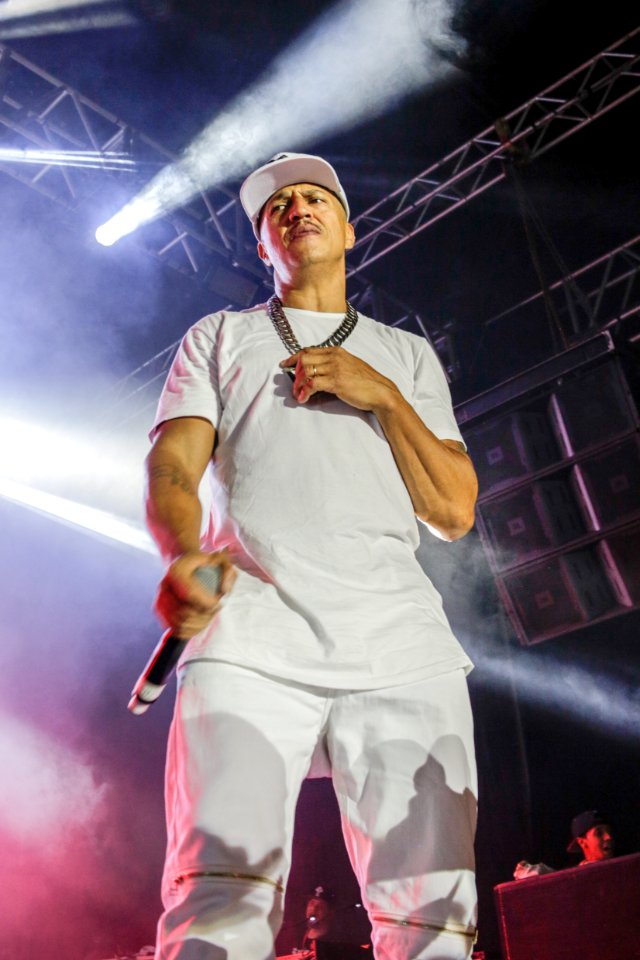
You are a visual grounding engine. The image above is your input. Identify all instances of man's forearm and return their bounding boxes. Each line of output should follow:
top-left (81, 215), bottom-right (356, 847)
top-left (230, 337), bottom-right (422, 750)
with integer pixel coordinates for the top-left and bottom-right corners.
top-left (282, 345), bottom-right (477, 539)
top-left (374, 390), bottom-right (478, 540)
top-left (145, 459), bottom-right (204, 563)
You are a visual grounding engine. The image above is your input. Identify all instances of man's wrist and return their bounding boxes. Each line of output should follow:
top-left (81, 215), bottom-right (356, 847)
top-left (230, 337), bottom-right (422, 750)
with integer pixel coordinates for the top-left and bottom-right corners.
top-left (160, 542), bottom-right (204, 567)
top-left (371, 381), bottom-right (404, 421)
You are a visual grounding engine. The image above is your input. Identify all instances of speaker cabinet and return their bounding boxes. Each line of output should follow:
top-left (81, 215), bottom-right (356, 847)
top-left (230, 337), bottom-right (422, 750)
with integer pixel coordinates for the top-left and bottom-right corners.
top-left (480, 477), bottom-right (586, 569)
top-left (459, 343), bottom-right (640, 644)
top-left (571, 436), bottom-right (640, 531)
top-left (466, 411), bottom-right (560, 495)
top-left (502, 548), bottom-right (616, 643)
top-left (549, 361), bottom-right (636, 456)
top-left (494, 853), bottom-right (640, 960)
top-left (598, 522), bottom-right (640, 606)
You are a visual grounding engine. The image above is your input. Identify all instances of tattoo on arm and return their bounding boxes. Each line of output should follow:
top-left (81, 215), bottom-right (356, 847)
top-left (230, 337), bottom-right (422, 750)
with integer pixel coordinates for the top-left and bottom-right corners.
top-left (149, 464), bottom-right (195, 494)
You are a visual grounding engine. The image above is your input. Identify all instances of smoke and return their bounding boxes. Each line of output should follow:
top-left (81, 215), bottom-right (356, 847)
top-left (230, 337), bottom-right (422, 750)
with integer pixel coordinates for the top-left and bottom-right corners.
top-left (0, 496), bottom-right (167, 958)
top-left (0, 713), bottom-right (108, 845)
top-left (97, 0), bottom-right (466, 244)
top-left (418, 527), bottom-right (640, 742)
top-left (474, 645), bottom-right (640, 743)
top-left (0, 415), bottom-right (150, 523)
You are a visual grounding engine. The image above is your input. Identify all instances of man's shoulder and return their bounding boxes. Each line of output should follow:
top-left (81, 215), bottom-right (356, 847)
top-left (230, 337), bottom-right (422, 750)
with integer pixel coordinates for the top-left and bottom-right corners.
top-left (357, 311), bottom-right (436, 359)
top-left (190, 302), bottom-right (268, 335)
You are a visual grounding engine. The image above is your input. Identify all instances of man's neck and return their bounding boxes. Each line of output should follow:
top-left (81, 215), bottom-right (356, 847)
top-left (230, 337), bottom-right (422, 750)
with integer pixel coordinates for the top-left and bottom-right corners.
top-left (274, 274), bottom-right (347, 314)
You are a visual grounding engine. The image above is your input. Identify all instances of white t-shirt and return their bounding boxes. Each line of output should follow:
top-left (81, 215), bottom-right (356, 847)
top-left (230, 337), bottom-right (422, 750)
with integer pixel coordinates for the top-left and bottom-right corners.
top-left (152, 304), bottom-right (472, 688)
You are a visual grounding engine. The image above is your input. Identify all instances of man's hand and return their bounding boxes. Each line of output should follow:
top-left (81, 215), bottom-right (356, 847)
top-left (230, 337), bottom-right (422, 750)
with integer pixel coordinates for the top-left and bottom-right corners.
top-left (281, 345), bottom-right (477, 540)
top-left (280, 346), bottom-right (399, 413)
top-left (155, 549), bottom-right (236, 640)
top-left (513, 860), bottom-right (555, 880)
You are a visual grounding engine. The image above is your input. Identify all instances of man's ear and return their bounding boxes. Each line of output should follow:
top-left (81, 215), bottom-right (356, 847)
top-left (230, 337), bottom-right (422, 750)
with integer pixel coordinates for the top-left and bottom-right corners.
top-left (345, 222), bottom-right (356, 251)
top-left (257, 240), bottom-right (271, 267)
top-left (576, 836), bottom-right (587, 854)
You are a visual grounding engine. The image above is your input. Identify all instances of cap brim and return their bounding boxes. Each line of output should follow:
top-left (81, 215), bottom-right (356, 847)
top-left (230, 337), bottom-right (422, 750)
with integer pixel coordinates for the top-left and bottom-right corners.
top-left (240, 154), bottom-right (350, 238)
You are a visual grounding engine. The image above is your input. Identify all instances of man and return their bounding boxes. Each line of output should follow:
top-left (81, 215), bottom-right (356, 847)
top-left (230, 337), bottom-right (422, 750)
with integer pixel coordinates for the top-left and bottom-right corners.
top-left (567, 810), bottom-right (615, 865)
top-left (146, 152), bottom-right (479, 960)
top-left (302, 884), bottom-right (336, 950)
top-left (513, 809), bottom-right (615, 879)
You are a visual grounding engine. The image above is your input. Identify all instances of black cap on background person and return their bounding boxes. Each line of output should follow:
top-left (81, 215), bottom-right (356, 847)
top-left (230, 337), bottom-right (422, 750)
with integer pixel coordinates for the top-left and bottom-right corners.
top-left (567, 810), bottom-right (615, 863)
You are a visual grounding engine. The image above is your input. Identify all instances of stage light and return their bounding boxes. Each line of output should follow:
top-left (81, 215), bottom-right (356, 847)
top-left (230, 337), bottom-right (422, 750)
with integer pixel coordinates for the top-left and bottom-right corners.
top-left (0, 477), bottom-right (155, 553)
top-left (96, 0), bottom-right (464, 245)
top-left (0, 416), bottom-right (153, 550)
top-left (0, 0), bottom-right (170, 38)
top-left (95, 192), bottom-right (164, 246)
top-left (0, 0), bottom-right (136, 37)
top-left (0, 0), bottom-right (111, 18)
top-left (473, 645), bottom-right (640, 743)
top-left (0, 146), bottom-right (145, 171)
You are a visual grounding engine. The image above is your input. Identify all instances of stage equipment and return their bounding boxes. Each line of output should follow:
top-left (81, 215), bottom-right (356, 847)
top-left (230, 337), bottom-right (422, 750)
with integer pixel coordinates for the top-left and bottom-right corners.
top-left (494, 852), bottom-right (640, 960)
top-left (482, 234), bottom-right (640, 343)
top-left (92, 27), bottom-right (640, 258)
top-left (1, 30), bottom-right (638, 397)
top-left (0, 44), bottom-right (443, 373)
top-left (347, 28), bottom-right (640, 276)
top-left (458, 331), bottom-right (640, 644)
top-left (95, 0), bottom-right (465, 246)
top-left (0, 145), bottom-right (157, 170)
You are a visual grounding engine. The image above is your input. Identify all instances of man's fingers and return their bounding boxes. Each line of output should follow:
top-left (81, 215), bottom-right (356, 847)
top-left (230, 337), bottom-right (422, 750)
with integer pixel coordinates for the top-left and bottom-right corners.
top-left (291, 355), bottom-right (333, 402)
top-left (163, 569), bottom-right (216, 610)
top-left (155, 580), bottom-right (221, 637)
top-left (220, 561), bottom-right (237, 595)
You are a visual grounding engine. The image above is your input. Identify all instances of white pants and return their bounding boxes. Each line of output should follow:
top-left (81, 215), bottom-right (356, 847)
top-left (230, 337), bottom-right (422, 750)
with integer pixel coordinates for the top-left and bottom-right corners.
top-left (155, 662), bottom-right (478, 960)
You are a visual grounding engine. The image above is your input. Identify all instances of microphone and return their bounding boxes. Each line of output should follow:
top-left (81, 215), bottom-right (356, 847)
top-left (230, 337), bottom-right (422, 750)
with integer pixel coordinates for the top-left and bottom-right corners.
top-left (128, 565), bottom-right (222, 716)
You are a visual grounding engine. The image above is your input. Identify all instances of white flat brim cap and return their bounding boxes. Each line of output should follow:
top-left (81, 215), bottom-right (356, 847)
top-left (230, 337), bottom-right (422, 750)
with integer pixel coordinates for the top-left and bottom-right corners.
top-left (239, 152), bottom-right (350, 238)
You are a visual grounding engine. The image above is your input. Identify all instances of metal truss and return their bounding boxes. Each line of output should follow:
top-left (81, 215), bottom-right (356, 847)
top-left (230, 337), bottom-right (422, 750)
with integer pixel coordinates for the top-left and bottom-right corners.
top-left (348, 27), bottom-right (640, 276)
top-left (102, 234), bottom-right (638, 430)
top-left (0, 42), bottom-right (447, 354)
top-left (1, 26), bottom-right (638, 411)
top-left (483, 234), bottom-right (640, 340)
top-left (0, 42), bottom-right (265, 281)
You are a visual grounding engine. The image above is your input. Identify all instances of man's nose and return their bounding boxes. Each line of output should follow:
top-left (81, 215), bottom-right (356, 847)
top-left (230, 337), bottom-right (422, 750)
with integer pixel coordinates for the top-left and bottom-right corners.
top-left (287, 195), bottom-right (311, 220)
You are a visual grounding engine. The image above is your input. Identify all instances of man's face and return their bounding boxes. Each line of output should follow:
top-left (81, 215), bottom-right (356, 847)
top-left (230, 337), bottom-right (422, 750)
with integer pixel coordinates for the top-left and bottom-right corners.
top-left (305, 895), bottom-right (333, 939)
top-left (256, 182), bottom-right (355, 280)
top-left (577, 824), bottom-right (614, 862)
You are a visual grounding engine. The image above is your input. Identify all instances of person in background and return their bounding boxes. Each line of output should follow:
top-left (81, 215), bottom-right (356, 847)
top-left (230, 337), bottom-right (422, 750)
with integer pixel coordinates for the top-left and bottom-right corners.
top-left (514, 809), bottom-right (615, 879)
top-left (567, 810), bottom-right (615, 865)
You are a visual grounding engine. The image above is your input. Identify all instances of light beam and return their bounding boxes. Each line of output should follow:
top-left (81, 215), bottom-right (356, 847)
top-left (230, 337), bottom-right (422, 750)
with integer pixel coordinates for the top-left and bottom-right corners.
top-left (0, 0), bottom-right (136, 37)
top-left (96, 0), bottom-right (465, 246)
top-left (0, 477), bottom-right (155, 552)
top-left (0, 146), bottom-right (149, 171)
top-left (473, 644), bottom-right (640, 743)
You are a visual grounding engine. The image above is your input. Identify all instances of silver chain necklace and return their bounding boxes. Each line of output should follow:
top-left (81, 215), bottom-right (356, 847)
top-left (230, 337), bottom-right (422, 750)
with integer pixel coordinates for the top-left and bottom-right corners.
top-left (267, 294), bottom-right (358, 357)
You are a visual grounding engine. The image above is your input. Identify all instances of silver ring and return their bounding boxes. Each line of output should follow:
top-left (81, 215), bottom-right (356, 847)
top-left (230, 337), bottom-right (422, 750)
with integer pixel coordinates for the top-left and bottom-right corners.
top-left (312, 365), bottom-right (317, 377)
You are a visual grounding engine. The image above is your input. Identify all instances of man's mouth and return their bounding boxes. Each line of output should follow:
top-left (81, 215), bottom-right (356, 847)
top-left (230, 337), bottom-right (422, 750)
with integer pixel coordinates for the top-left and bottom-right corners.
top-left (289, 224), bottom-right (320, 240)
